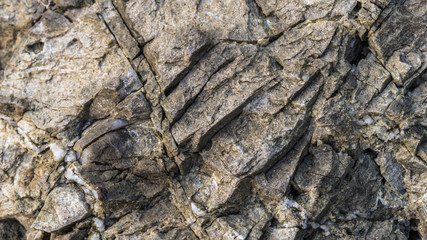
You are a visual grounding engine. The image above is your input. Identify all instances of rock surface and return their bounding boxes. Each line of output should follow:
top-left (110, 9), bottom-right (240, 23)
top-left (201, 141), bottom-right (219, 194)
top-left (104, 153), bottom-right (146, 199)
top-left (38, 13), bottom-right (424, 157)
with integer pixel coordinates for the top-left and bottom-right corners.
top-left (32, 185), bottom-right (90, 233)
top-left (0, 0), bottom-right (426, 239)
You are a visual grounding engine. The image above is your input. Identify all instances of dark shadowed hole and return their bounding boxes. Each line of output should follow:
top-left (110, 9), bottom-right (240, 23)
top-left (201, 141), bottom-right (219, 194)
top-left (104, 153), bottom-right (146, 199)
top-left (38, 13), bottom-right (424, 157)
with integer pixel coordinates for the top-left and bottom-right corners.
top-left (364, 148), bottom-right (378, 159)
top-left (270, 218), bottom-right (280, 228)
top-left (409, 229), bottom-right (422, 239)
top-left (104, 216), bottom-right (119, 229)
top-left (287, 184), bottom-right (301, 199)
top-left (348, 36), bottom-right (369, 65)
top-left (351, 2), bottom-right (362, 17)
top-left (407, 70), bottom-right (426, 92)
top-left (25, 41), bottom-right (44, 54)
top-left (42, 233), bottom-right (50, 240)
top-left (409, 219), bottom-right (422, 240)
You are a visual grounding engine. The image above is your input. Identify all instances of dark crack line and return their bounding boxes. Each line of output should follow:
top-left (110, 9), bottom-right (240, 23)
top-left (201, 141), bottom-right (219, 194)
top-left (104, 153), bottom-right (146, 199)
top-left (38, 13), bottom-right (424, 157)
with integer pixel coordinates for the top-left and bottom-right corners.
top-left (164, 43), bottom-right (215, 97)
top-left (167, 54), bottom-right (236, 126)
top-left (110, 0), bottom-right (144, 46)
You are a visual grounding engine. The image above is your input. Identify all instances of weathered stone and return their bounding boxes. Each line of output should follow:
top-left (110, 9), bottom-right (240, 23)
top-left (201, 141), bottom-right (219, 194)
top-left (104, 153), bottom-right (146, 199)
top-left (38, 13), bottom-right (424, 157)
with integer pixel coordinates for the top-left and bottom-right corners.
top-left (1, 0), bottom-right (426, 239)
top-left (200, 76), bottom-right (321, 178)
top-left (73, 118), bottom-right (129, 155)
top-left (369, 2), bottom-right (427, 86)
top-left (79, 121), bottom-right (163, 167)
top-left (110, 91), bottom-right (151, 121)
top-left (104, 199), bottom-right (198, 240)
top-left (267, 20), bottom-right (337, 67)
top-left (254, 131), bottom-right (311, 200)
top-left (375, 146), bottom-right (406, 194)
top-left (99, 0), bottom-right (140, 60)
top-left (196, 0), bottom-right (270, 41)
top-left (206, 215), bottom-right (252, 240)
top-left (32, 185), bottom-right (89, 233)
top-left (264, 227), bottom-right (300, 240)
top-left (293, 144), bottom-right (354, 219)
top-left (161, 42), bottom-right (242, 123)
top-left (172, 48), bottom-right (281, 151)
top-left (144, 28), bottom-right (211, 93)
top-left (0, 5), bottom-right (140, 140)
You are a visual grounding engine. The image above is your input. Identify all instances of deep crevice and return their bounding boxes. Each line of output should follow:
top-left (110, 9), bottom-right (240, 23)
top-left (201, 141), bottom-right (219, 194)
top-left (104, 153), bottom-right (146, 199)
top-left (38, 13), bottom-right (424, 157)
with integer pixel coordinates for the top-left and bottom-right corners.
top-left (164, 43), bottom-right (215, 97)
top-left (407, 69), bottom-right (427, 92)
top-left (110, 0), bottom-right (144, 45)
top-left (347, 35), bottom-right (369, 65)
top-left (350, 2), bottom-right (362, 18)
top-left (409, 219), bottom-right (422, 240)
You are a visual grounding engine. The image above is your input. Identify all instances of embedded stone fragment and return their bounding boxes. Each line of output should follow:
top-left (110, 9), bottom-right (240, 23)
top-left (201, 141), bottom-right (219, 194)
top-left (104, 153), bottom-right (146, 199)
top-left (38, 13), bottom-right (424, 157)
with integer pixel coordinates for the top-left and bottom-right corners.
top-left (32, 185), bottom-right (89, 233)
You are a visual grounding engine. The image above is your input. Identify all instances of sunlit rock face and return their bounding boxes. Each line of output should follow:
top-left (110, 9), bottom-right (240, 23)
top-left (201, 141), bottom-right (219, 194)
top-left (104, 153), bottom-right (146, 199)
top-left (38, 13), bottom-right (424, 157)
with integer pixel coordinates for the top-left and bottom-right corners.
top-left (0, 0), bottom-right (426, 239)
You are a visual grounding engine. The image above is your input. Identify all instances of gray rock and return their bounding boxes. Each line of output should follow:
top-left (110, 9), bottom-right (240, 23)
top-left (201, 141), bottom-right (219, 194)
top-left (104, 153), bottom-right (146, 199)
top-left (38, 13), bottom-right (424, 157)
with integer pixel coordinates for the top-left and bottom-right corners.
top-left (144, 28), bottom-right (211, 93)
top-left (99, 0), bottom-right (140, 60)
top-left (32, 185), bottom-right (89, 233)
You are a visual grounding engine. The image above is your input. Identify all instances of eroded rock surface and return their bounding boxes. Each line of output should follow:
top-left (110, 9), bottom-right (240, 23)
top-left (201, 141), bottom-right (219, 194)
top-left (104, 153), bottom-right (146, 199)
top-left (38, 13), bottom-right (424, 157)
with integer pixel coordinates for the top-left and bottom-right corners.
top-left (32, 185), bottom-right (90, 233)
top-left (0, 0), bottom-right (426, 239)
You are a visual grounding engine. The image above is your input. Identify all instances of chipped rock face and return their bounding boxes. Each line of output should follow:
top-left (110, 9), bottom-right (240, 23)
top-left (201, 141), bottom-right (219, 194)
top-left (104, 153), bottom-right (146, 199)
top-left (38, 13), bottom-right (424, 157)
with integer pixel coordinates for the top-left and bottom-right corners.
top-left (0, 0), bottom-right (426, 239)
top-left (32, 185), bottom-right (89, 233)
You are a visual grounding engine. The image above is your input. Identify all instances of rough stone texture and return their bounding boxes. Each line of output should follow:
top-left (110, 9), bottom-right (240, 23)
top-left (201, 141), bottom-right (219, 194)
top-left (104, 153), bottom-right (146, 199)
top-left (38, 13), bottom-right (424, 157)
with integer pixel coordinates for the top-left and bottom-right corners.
top-left (0, 219), bottom-right (26, 240)
top-left (0, 0), bottom-right (426, 239)
top-left (32, 185), bottom-right (89, 233)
